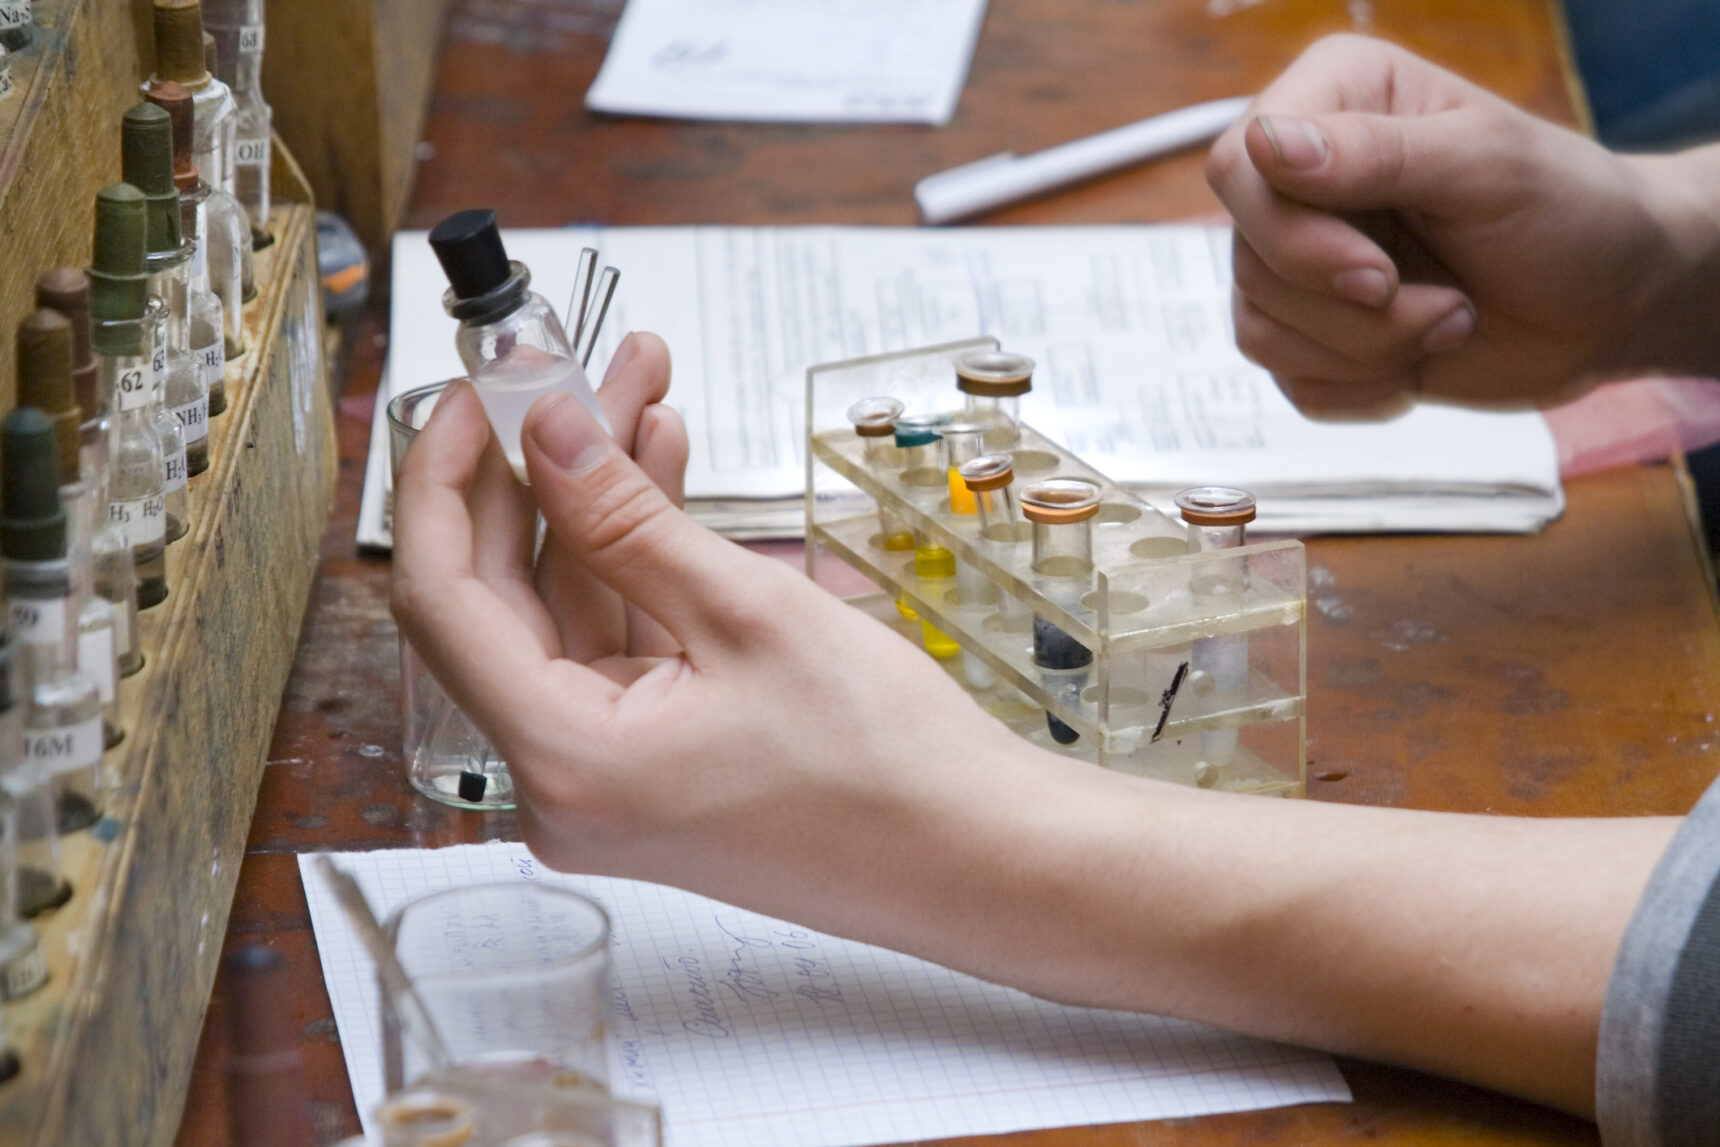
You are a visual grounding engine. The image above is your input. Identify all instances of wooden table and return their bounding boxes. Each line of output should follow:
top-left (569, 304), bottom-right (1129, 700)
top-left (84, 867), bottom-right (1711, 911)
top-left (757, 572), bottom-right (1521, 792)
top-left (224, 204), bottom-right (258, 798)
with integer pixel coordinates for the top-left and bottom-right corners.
top-left (175, 1), bottom-right (1720, 1143)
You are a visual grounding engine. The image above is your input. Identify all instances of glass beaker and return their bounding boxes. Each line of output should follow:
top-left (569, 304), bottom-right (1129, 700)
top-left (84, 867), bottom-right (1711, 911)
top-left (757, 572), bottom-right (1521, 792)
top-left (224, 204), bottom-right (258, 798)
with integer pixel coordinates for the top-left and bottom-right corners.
top-left (388, 381), bottom-right (515, 810)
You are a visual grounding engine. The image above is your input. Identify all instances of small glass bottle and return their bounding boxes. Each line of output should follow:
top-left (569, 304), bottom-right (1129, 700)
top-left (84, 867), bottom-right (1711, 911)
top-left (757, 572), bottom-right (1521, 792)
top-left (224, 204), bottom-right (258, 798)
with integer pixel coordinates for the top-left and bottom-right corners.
top-left (1176, 486), bottom-right (1257, 773)
top-left (374, 1090), bottom-right (477, 1147)
top-left (201, 0), bottom-right (272, 245)
top-left (0, 788), bottom-right (47, 1007)
top-left (35, 270), bottom-right (144, 677)
top-left (0, 0), bottom-right (29, 52)
top-left (0, 45), bottom-right (13, 102)
top-left (2, 410), bottom-right (106, 833)
top-left (18, 309), bottom-right (124, 748)
top-left (942, 422), bottom-right (994, 687)
top-left (0, 634), bottom-right (69, 919)
top-left (845, 397), bottom-right (912, 551)
top-left (954, 350), bottom-right (1033, 448)
top-left (960, 452), bottom-right (1030, 632)
top-left (88, 184), bottom-right (170, 610)
top-left (430, 209), bottom-right (610, 482)
top-left (1021, 478), bottom-right (1102, 745)
top-left (147, 80), bottom-right (231, 416)
top-left (891, 414), bottom-right (959, 660)
top-left (126, 99), bottom-right (210, 490)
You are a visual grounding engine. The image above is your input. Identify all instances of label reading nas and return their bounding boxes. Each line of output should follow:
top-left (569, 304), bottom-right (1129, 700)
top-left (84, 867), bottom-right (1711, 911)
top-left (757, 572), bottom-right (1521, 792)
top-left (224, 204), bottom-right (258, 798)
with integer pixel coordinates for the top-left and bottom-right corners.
top-left (24, 715), bottom-right (103, 774)
top-left (116, 365), bottom-right (152, 411)
top-left (0, 1), bottom-right (29, 30)
top-left (174, 396), bottom-right (209, 444)
top-left (236, 137), bottom-right (271, 167)
top-left (111, 495), bottom-right (166, 548)
top-left (8, 596), bottom-right (68, 647)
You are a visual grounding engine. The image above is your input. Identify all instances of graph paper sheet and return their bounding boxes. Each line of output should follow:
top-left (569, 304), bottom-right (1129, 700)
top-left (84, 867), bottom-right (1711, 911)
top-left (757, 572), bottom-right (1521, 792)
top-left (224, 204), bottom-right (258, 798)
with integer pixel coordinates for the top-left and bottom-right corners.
top-left (301, 843), bottom-right (1350, 1147)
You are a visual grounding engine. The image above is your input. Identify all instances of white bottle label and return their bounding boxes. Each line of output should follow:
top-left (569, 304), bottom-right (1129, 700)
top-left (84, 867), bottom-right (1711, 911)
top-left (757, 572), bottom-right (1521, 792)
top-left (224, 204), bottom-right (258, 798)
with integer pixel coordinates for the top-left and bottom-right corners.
top-left (236, 137), bottom-right (271, 167)
top-left (9, 596), bottom-right (67, 647)
top-left (238, 23), bottom-right (264, 53)
top-left (79, 626), bottom-right (116, 705)
top-left (115, 365), bottom-right (152, 411)
top-left (0, 62), bottom-right (13, 101)
top-left (111, 495), bottom-right (166, 548)
top-left (0, 1), bottom-right (29, 31)
top-left (173, 395), bottom-right (209, 445)
top-left (152, 340), bottom-right (167, 390)
top-left (110, 605), bottom-right (133, 659)
top-left (198, 340), bottom-right (225, 392)
top-left (164, 446), bottom-right (188, 493)
top-left (25, 715), bottom-right (103, 775)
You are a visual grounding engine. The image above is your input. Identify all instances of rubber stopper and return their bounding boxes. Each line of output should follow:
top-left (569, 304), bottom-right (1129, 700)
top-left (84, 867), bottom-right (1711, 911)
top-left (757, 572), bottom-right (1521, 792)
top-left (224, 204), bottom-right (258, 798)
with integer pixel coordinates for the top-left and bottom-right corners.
top-left (88, 183), bottom-right (150, 325)
top-left (1, 408), bottom-right (67, 561)
top-left (429, 209), bottom-right (513, 301)
top-left (122, 102), bottom-right (184, 254)
top-left (15, 311), bottom-right (82, 486)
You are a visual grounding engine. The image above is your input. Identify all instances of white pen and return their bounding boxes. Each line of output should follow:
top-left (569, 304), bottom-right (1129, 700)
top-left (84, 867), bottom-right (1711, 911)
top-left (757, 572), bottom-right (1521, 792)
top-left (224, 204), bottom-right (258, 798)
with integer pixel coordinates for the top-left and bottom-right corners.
top-left (915, 95), bottom-right (1252, 225)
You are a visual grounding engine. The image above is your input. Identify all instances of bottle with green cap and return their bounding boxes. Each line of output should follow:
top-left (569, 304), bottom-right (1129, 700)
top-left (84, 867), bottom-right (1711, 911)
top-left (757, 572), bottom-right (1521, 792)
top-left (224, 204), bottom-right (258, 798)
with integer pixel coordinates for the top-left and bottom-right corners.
top-left (124, 101), bottom-right (202, 541)
top-left (18, 311), bottom-right (124, 748)
top-left (89, 183), bottom-right (171, 610)
top-left (0, 0), bottom-right (29, 52)
top-left (0, 630), bottom-right (72, 920)
top-left (2, 410), bottom-right (106, 833)
top-left (146, 80), bottom-right (232, 412)
top-left (35, 270), bottom-right (145, 679)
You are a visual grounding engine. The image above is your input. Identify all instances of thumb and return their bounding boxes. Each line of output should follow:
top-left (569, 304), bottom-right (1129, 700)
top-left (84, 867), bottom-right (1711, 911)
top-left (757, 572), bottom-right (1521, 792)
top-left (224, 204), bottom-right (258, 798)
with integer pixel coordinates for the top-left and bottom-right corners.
top-left (1246, 108), bottom-right (1509, 216)
top-left (521, 391), bottom-right (773, 652)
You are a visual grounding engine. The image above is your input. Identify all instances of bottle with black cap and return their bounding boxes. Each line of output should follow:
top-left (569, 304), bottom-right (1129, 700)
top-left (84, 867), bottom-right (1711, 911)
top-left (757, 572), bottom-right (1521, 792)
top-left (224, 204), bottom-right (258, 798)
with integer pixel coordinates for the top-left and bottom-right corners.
top-left (89, 183), bottom-right (171, 610)
top-left (2, 409), bottom-right (105, 833)
top-left (18, 310), bottom-right (125, 749)
top-left (429, 209), bottom-right (610, 483)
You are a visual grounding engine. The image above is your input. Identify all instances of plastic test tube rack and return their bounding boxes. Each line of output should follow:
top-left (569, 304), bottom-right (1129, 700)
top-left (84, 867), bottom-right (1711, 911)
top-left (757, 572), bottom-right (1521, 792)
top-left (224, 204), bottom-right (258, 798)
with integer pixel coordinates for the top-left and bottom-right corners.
top-left (805, 338), bottom-right (1307, 797)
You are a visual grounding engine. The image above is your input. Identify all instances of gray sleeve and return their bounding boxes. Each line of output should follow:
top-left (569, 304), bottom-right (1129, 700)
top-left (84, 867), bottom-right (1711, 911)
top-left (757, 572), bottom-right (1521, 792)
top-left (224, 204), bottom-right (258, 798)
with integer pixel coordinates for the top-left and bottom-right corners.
top-left (1597, 776), bottom-right (1720, 1147)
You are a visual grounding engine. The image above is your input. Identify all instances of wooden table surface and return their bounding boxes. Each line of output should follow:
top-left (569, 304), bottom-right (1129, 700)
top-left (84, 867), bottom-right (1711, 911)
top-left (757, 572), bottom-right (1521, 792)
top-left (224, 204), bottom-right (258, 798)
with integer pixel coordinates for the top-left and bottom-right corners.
top-left (174, 1), bottom-right (1720, 1143)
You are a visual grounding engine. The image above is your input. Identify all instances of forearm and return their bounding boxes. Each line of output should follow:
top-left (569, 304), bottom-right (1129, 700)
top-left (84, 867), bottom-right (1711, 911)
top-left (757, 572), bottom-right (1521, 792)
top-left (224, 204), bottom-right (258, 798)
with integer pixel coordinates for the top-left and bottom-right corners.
top-left (1614, 144), bottom-right (1720, 379)
top-left (836, 749), bottom-right (1676, 1118)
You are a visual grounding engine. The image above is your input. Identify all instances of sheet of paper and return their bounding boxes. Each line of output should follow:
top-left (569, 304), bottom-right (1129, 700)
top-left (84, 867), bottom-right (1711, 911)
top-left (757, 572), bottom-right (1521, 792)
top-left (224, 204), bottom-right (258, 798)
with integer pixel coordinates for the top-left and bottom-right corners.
top-left (303, 843), bottom-right (1349, 1147)
top-left (585, 0), bottom-right (988, 124)
top-left (363, 224), bottom-right (1562, 547)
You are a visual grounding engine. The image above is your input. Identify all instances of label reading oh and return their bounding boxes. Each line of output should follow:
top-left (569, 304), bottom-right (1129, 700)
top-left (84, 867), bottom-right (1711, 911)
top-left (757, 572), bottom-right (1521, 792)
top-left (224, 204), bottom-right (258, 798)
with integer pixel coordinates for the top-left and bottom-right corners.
top-left (236, 138), bottom-right (270, 166)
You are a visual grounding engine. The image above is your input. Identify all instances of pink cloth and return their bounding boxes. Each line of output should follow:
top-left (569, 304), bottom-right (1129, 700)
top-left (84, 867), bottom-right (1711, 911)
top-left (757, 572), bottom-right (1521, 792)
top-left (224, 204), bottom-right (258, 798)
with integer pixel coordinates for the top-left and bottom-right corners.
top-left (1544, 377), bottom-right (1720, 477)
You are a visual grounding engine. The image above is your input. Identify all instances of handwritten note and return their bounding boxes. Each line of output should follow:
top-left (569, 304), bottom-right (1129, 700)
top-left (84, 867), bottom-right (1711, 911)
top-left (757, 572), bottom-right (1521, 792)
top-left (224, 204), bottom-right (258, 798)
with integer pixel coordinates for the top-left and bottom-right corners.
top-left (585, 0), bottom-right (989, 124)
top-left (303, 843), bottom-right (1349, 1147)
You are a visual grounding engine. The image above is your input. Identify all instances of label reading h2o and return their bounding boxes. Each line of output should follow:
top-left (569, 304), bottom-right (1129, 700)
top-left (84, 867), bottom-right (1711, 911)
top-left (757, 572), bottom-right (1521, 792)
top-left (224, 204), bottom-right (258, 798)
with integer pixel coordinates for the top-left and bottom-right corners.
top-left (8, 596), bottom-right (68, 647)
top-left (111, 494), bottom-right (166, 548)
top-left (164, 446), bottom-right (188, 493)
top-left (238, 23), bottom-right (264, 53)
top-left (0, 1), bottom-right (29, 30)
top-left (115, 365), bottom-right (152, 411)
top-left (236, 137), bottom-right (271, 168)
top-left (24, 715), bottom-right (103, 775)
top-left (197, 340), bottom-right (225, 394)
top-left (173, 395), bottom-right (209, 445)
top-left (79, 626), bottom-right (116, 704)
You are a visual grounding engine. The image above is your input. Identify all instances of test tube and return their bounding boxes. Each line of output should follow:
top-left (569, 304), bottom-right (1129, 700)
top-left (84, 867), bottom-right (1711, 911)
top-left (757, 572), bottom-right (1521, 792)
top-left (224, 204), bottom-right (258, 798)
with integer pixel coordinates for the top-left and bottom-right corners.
top-left (942, 423), bottom-right (995, 687)
top-left (1021, 478), bottom-right (1102, 745)
top-left (954, 349), bottom-right (1033, 448)
top-left (375, 1088), bottom-right (477, 1147)
top-left (892, 414), bottom-right (959, 659)
top-left (1175, 486), bottom-right (1257, 775)
top-left (961, 453), bottom-right (1030, 634)
top-left (845, 397), bottom-right (912, 551)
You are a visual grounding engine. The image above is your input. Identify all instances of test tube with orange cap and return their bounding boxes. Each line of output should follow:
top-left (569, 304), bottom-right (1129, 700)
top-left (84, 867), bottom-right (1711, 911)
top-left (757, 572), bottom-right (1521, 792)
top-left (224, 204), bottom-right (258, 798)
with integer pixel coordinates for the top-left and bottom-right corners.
top-left (954, 349), bottom-right (1033, 448)
top-left (1175, 486), bottom-right (1257, 778)
top-left (1021, 478), bottom-right (1102, 745)
top-left (845, 397), bottom-right (913, 552)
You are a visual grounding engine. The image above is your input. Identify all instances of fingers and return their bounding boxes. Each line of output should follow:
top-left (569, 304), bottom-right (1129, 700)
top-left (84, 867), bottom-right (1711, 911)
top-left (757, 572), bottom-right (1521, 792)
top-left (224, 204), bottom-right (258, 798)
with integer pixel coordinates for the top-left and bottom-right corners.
top-left (624, 403), bottom-right (690, 658)
top-left (466, 416), bottom-right (561, 655)
top-left (595, 332), bottom-right (673, 453)
top-left (522, 390), bottom-right (787, 657)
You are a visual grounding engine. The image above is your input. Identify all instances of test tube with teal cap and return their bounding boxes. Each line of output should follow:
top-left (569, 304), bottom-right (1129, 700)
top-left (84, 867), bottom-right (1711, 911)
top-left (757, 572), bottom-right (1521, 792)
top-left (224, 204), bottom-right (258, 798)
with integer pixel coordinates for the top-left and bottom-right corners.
top-left (845, 397), bottom-right (913, 551)
top-left (1176, 486), bottom-right (1256, 777)
top-left (891, 413), bottom-right (959, 660)
top-left (1021, 478), bottom-right (1102, 744)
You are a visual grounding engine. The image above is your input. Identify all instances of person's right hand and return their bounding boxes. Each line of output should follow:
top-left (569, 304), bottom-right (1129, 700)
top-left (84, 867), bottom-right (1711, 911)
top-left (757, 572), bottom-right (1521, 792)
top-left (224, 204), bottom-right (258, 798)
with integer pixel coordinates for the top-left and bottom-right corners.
top-left (1205, 34), bottom-right (1709, 418)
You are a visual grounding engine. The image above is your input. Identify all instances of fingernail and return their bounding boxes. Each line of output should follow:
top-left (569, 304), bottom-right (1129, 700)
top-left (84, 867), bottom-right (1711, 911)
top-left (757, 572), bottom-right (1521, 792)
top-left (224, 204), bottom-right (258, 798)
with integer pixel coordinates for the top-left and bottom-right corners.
top-left (1422, 304), bottom-right (1476, 354)
top-left (529, 392), bottom-right (608, 473)
top-left (1258, 115), bottom-right (1327, 169)
top-left (600, 332), bottom-right (637, 386)
top-left (1333, 267), bottom-right (1391, 308)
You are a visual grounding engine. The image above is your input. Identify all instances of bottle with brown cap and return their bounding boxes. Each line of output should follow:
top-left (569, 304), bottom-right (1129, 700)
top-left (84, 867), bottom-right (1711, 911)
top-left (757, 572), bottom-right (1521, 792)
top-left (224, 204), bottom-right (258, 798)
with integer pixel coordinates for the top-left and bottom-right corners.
top-left (17, 312), bottom-right (124, 748)
top-left (35, 270), bottom-right (145, 678)
top-left (123, 103), bottom-right (199, 547)
top-left (202, 0), bottom-right (272, 245)
top-left (0, 0), bottom-right (29, 52)
top-left (2, 408), bottom-right (106, 833)
top-left (89, 184), bottom-right (170, 610)
top-left (146, 80), bottom-right (235, 408)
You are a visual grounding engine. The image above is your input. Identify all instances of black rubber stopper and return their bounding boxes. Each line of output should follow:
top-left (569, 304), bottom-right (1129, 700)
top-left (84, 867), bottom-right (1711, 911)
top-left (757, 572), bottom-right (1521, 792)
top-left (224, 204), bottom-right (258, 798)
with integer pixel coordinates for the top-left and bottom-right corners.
top-left (429, 209), bottom-right (512, 300)
top-left (458, 770), bottom-right (489, 804)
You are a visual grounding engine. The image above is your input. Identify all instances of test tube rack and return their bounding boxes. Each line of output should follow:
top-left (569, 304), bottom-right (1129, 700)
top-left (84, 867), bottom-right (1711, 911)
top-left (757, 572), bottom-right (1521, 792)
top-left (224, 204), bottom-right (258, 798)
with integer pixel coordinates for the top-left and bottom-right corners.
top-left (806, 338), bottom-right (1306, 796)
